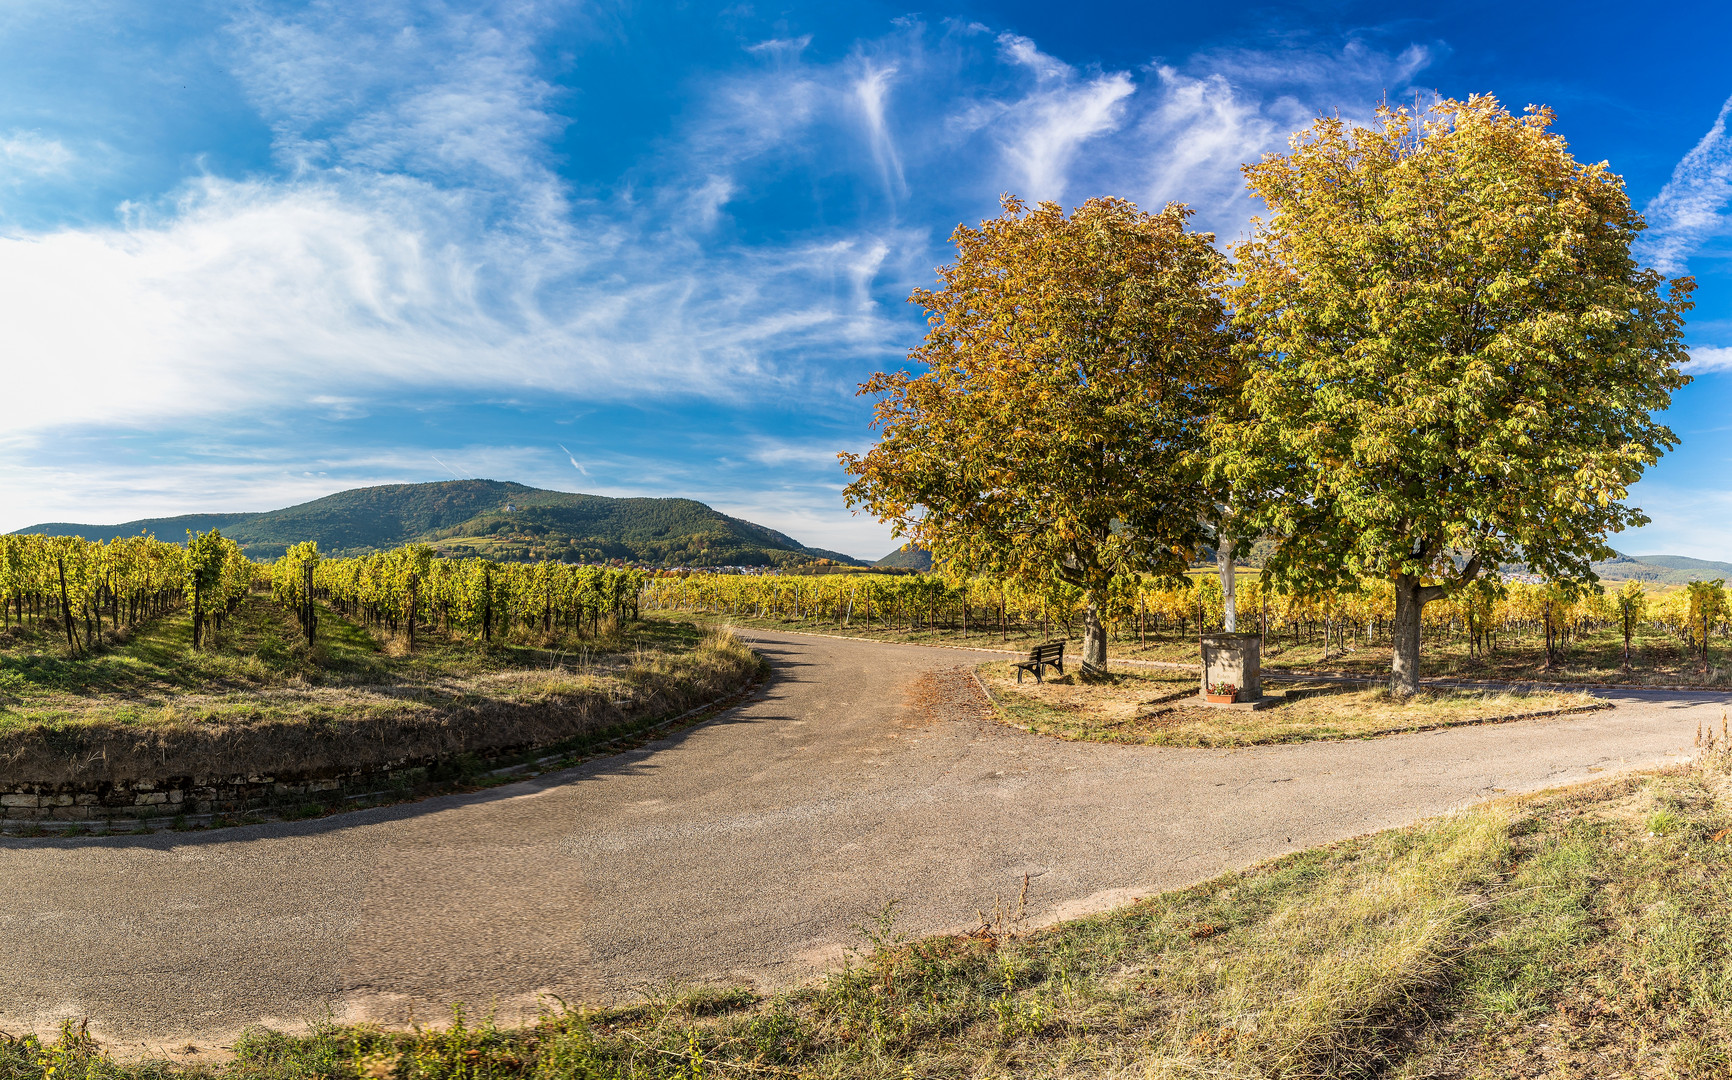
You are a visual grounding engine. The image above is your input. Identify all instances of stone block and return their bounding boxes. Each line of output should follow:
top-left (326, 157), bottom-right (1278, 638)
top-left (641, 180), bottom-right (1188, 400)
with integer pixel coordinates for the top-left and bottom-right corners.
top-left (2, 794), bottom-right (39, 809)
top-left (135, 792), bottom-right (169, 805)
top-left (1201, 632), bottom-right (1264, 701)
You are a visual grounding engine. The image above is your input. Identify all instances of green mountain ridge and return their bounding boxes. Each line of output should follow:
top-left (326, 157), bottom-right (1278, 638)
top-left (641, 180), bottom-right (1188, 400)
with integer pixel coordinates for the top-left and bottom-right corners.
top-left (1588, 553), bottom-right (1732, 584)
top-left (15, 513), bottom-right (264, 544)
top-left (874, 543), bottom-right (933, 571)
top-left (12, 480), bottom-right (866, 568)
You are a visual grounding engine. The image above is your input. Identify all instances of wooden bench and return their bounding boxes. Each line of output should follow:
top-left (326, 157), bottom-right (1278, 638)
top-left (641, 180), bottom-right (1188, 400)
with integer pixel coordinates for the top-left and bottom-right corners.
top-left (1014, 641), bottom-right (1066, 683)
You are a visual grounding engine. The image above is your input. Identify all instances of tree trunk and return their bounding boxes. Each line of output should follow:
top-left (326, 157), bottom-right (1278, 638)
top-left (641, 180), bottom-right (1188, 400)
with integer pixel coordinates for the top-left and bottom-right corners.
top-left (1217, 533), bottom-right (1237, 632)
top-left (1543, 603), bottom-right (1555, 669)
top-left (1390, 575), bottom-right (1424, 696)
top-left (1082, 593), bottom-right (1107, 677)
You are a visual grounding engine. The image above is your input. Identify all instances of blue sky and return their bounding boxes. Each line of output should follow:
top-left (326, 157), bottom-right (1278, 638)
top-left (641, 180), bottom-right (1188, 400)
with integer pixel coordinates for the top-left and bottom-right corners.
top-left (1, 1), bottom-right (1730, 561)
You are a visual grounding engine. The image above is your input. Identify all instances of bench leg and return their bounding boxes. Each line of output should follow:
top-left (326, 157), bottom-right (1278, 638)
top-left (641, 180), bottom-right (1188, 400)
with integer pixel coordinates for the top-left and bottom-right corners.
top-left (1016, 667), bottom-right (1023, 683)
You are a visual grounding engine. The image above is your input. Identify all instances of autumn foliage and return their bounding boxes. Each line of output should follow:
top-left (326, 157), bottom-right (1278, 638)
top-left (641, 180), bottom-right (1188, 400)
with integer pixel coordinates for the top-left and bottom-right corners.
top-left (848, 95), bottom-right (1694, 693)
top-left (842, 196), bottom-right (1233, 673)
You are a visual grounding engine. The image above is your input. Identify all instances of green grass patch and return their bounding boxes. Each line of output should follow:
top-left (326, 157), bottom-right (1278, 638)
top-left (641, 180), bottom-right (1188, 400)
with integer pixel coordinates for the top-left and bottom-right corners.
top-left (0, 594), bottom-right (712, 733)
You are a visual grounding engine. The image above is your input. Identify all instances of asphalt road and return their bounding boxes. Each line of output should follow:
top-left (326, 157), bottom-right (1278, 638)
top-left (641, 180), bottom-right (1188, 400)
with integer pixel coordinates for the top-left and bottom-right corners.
top-left (1, 629), bottom-right (1721, 1054)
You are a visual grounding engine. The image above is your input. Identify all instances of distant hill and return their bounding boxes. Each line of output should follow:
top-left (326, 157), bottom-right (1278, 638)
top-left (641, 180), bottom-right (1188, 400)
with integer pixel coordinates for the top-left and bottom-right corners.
top-left (19, 513), bottom-right (263, 544)
top-left (1590, 553), bottom-right (1732, 584)
top-left (12, 480), bottom-right (866, 567)
top-left (874, 543), bottom-right (932, 571)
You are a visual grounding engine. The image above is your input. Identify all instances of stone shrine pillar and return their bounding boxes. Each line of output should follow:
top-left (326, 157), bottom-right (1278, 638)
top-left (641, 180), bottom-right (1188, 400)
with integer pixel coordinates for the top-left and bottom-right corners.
top-left (1200, 632), bottom-right (1263, 702)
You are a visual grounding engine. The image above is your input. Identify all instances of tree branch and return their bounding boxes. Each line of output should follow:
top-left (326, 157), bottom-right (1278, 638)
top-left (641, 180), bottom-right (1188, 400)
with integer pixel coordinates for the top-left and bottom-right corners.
top-left (1418, 552), bottom-right (1483, 605)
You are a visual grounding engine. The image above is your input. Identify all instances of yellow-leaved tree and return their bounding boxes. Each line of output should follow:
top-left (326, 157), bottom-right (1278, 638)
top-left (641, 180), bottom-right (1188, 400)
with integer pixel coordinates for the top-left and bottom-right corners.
top-left (843, 195), bottom-right (1233, 675)
top-left (1226, 97), bottom-right (1693, 695)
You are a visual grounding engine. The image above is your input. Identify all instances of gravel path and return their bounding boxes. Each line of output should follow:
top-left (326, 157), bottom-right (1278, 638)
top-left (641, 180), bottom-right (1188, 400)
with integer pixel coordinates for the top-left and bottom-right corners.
top-left (0, 629), bottom-right (1720, 1054)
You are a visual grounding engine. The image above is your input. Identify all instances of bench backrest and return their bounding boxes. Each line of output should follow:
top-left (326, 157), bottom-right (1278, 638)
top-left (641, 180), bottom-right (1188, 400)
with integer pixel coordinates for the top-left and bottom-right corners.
top-left (1026, 641), bottom-right (1065, 662)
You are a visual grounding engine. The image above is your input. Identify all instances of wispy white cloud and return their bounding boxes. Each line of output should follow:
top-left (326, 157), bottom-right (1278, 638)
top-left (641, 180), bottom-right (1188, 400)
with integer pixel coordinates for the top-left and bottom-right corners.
top-left (0, 0), bottom-right (925, 438)
top-left (0, 8), bottom-right (1446, 556)
top-left (0, 130), bottom-right (72, 178)
top-left (745, 35), bottom-right (812, 59)
top-left (557, 443), bottom-right (589, 477)
top-left (853, 61), bottom-right (905, 200)
top-left (987, 34), bottom-right (1135, 202)
top-left (1688, 345), bottom-right (1732, 372)
top-left (1637, 93), bottom-right (1732, 275)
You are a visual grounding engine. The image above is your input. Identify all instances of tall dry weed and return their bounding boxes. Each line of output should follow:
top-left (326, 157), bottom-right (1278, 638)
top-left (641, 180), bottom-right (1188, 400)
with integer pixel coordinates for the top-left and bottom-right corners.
top-left (1147, 807), bottom-right (1510, 1077)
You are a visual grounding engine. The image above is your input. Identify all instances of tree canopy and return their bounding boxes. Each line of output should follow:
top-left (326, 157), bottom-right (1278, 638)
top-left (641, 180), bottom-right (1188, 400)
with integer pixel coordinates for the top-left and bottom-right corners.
top-left (1223, 96), bottom-right (1694, 694)
top-left (842, 195), bottom-right (1233, 673)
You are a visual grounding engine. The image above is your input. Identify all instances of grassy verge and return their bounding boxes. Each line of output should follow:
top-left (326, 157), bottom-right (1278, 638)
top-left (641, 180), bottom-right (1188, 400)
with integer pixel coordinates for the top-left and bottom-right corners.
top-left (12, 748), bottom-right (1731, 1077)
top-left (0, 594), bottom-right (713, 720)
top-left (0, 596), bottom-right (762, 792)
top-left (974, 662), bottom-right (1602, 747)
top-left (674, 610), bottom-right (1732, 688)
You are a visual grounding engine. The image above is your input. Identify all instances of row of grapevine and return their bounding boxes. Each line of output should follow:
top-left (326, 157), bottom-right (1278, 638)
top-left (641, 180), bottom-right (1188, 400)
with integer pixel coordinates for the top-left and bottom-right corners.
top-left (644, 570), bottom-right (1707, 658)
top-left (0, 531), bottom-right (252, 653)
top-left (18, 528), bottom-right (1723, 666)
top-left (272, 543), bottom-right (644, 649)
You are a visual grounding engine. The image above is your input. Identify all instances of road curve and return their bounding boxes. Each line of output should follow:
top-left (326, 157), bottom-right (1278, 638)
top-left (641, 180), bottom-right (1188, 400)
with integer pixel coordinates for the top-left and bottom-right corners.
top-left (1, 629), bottom-right (1721, 1053)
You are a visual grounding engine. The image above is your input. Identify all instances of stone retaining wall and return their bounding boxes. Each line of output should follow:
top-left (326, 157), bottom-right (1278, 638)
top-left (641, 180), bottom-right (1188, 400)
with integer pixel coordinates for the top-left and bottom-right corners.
top-left (0, 767), bottom-right (432, 821)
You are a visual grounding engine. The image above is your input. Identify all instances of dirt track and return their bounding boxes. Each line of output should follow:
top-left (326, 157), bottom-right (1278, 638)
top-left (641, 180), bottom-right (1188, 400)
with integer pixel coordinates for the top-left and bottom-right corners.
top-left (0, 629), bottom-right (1718, 1053)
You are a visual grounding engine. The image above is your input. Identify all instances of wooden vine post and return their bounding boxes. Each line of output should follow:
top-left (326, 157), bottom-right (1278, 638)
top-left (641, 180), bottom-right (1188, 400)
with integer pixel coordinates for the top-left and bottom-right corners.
top-left (56, 556), bottom-right (78, 656)
top-left (302, 559), bottom-right (318, 646)
top-left (406, 572), bottom-right (419, 653)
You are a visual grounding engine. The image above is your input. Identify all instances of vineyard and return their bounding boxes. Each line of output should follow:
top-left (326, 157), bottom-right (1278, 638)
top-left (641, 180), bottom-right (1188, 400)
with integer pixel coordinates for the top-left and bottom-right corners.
top-left (0, 534), bottom-right (756, 825)
top-left (0, 532), bottom-right (251, 656)
top-left (0, 532), bottom-right (646, 663)
top-left (645, 569), bottom-right (1732, 679)
top-left (9, 528), bottom-right (1730, 681)
top-left (272, 542), bottom-right (643, 649)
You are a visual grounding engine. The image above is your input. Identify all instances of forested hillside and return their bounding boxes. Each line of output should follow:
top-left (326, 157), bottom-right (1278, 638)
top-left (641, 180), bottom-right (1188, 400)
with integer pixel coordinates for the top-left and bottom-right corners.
top-left (12, 480), bottom-right (863, 567)
top-left (874, 544), bottom-right (932, 571)
top-left (1588, 553), bottom-right (1732, 584)
top-left (19, 513), bottom-right (262, 544)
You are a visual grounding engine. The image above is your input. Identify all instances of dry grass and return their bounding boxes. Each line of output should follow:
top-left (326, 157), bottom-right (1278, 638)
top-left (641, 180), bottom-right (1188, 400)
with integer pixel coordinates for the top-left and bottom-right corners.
top-left (693, 609), bottom-right (1732, 688)
top-left (975, 661), bottom-right (1604, 747)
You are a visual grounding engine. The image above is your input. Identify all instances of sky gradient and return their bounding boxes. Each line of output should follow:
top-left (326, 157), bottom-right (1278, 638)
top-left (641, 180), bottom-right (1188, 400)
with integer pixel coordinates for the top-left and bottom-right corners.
top-left (2, 0), bottom-right (1730, 560)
